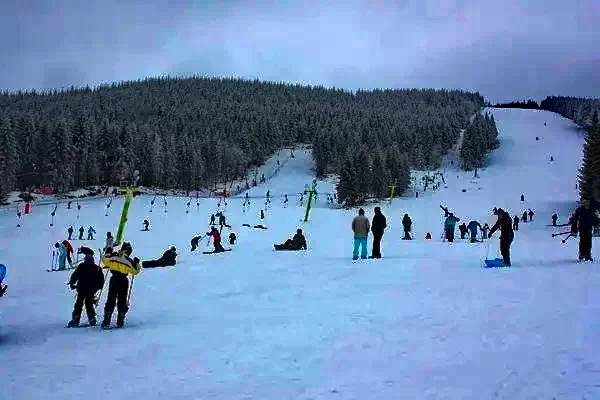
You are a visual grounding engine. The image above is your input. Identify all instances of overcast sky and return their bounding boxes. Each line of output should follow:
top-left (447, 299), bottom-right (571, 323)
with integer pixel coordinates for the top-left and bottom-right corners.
top-left (1, 0), bottom-right (598, 103)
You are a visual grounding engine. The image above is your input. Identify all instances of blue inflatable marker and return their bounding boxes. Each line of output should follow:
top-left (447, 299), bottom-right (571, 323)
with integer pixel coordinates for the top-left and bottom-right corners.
top-left (0, 264), bottom-right (6, 283)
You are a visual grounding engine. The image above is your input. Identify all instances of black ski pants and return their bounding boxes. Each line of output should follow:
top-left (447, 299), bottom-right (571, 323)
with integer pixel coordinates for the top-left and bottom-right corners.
top-left (579, 230), bottom-right (593, 261)
top-left (445, 229), bottom-right (454, 242)
top-left (372, 232), bottom-right (383, 258)
top-left (513, 222), bottom-right (519, 231)
top-left (73, 291), bottom-right (96, 321)
top-left (460, 231), bottom-right (467, 239)
top-left (104, 273), bottom-right (129, 317)
top-left (403, 229), bottom-right (411, 240)
top-left (500, 235), bottom-right (513, 265)
top-left (214, 239), bottom-right (225, 252)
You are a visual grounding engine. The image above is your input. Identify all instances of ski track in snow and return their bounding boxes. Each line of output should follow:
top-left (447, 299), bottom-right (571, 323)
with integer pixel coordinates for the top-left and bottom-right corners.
top-left (2, 108), bottom-right (600, 399)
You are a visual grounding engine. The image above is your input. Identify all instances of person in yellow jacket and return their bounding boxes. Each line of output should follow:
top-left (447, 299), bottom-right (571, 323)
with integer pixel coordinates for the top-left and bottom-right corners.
top-left (101, 242), bottom-right (141, 329)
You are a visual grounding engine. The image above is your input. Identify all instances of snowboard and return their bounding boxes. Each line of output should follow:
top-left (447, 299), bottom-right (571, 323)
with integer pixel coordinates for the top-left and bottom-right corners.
top-left (202, 249), bottom-right (232, 254)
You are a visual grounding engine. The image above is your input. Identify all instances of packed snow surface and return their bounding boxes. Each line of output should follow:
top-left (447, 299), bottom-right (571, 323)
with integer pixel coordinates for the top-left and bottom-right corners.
top-left (1, 108), bottom-right (599, 399)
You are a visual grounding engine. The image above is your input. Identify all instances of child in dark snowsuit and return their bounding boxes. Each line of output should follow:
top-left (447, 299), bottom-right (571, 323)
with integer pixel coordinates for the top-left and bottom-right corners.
top-left (459, 223), bottom-right (468, 239)
top-left (87, 226), bottom-right (96, 240)
top-left (522, 211), bottom-right (528, 223)
top-left (68, 226), bottom-right (74, 240)
top-left (528, 209), bottom-right (534, 221)
top-left (191, 235), bottom-right (202, 251)
top-left (207, 227), bottom-right (225, 252)
top-left (513, 215), bottom-right (520, 231)
top-left (552, 213), bottom-right (558, 226)
top-left (229, 232), bottom-right (237, 245)
top-left (482, 223), bottom-right (490, 239)
top-left (78, 226), bottom-right (85, 240)
top-left (467, 221), bottom-right (482, 243)
top-left (67, 248), bottom-right (104, 327)
top-left (142, 219), bottom-right (150, 231)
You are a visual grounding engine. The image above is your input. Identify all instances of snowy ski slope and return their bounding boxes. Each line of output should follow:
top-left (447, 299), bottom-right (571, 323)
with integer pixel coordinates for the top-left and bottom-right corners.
top-left (1, 108), bottom-right (599, 399)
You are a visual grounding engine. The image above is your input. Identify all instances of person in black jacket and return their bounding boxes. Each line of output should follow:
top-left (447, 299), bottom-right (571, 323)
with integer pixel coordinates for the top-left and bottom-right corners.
top-left (489, 208), bottom-right (515, 266)
top-left (142, 247), bottom-right (177, 268)
top-left (67, 247), bottom-right (104, 327)
top-left (402, 213), bottom-right (412, 240)
top-left (513, 215), bottom-right (520, 231)
top-left (370, 207), bottom-right (387, 258)
top-left (274, 229), bottom-right (308, 251)
top-left (573, 199), bottom-right (600, 261)
top-left (459, 223), bottom-right (468, 239)
top-left (551, 213), bottom-right (558, 226)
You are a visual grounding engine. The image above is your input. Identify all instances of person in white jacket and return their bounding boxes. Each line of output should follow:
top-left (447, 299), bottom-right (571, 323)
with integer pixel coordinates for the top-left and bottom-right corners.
top-left (54, 242), bottom-right (67, 270)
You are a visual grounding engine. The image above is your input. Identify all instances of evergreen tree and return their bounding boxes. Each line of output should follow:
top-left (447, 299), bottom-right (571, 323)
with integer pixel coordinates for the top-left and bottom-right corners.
top-left (579, 121), bottom-right (600, 200)
top-left (0, 118), bottom-right (18, 195)
top-left (337, 150), bottom-right (360, 206)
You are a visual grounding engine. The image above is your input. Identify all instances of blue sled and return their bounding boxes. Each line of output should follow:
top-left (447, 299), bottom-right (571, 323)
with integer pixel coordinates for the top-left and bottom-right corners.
top-left (483, 258), bottom-right (506, 268)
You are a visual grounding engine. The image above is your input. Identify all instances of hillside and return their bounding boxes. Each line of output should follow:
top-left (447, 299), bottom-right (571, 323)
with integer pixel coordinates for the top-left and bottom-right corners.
top-left (1, 108), bottom-right (599, 399)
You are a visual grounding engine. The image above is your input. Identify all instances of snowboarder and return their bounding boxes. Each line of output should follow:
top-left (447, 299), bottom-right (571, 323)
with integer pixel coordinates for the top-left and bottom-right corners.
top-left (67, 248), bottom-right (104, 327)
top-left (572, 199), bottom-right (599, 261)
top-left (54, 242), bottom-right (68, 271)
top-left (444, 213), bottom-right (460, 242)
top-left (459, 223), bottom-right (468, 240)
top-left (528, 209), bottom-right (534, 221)
top-left (229, 232), bottom-right (237, 245)
top-left (274, 229), bottom-right (307, 251)
top-left (104, 232), bottom-right (114, 253)
top-left (402, 213), bottom-right (412, 240)
top-left (142, 247), bottom-right (177, 268)
top-left (78, 226), bottom-right (84, 240)
top-left (467, 220), bottom-right (483, 243)
top-left (522, 211), bottom-right (528, 223)
top-left (370, 207), bottom-right (387, 259)
top-left (101, 242), bottom-right (141, 329)
top-left (207, 227), bottom-right (225, 253)
top-left (142, 219), bottom-right (150, 231)
top-left (482, 223), bottom-right (490, 239)
top-left (67, 226), bottom-right (74, 240)
top-left (87, 226), bottom-right (96, 240)
top-left (513, 215), bottom-right (520, 231)
top-left (488, 208), bottom-right (514, 266)
top-left (552, 213), bottom-right (558, 226)
top-left (351, 208), bottom-right (370, 260)
top-left (521, 194), bottom-right (525, 202)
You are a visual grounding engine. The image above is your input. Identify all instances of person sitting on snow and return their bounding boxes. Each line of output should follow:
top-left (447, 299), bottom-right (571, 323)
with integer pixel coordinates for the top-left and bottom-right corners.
top-left (274, 229), bottom-right (308, 251)
top-left (142, 247), bottom-right (177, 268)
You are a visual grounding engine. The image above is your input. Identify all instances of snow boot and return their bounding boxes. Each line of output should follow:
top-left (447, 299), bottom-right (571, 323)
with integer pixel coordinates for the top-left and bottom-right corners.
top-left (101, 314), bottom-right (111, 329)
top-left (116, 313), bottom-right (125, 328)
top-left (67, 317), bottom-right (80, 328)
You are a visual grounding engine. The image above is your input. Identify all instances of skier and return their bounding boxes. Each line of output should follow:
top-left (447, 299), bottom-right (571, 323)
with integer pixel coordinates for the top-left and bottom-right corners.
top-left (229, 232), bottom-right (237, 245)
top-left (190, 235), bottom-right (202, 251)
top-left (54, 242), bottom-right (68, 271)
top-left (260, 209), bottom-right (265, 220)
top-left (210, 214), bottom-right (216, 225)
top-left (552, 213), bottom-right (558, 226)
top-left (218, 213), bottom-right (229, 232)
top-left (488, 208), bottom-right (514, 266)
top-left (482, 223), bottom-right (490, 239)
top-left (351, 208), bottom-right (370, 260)
top-left (283, 194), bottom-right (289, 207)
top-left (572, 199), bottom-right (599, 261)
top-left (67, 226), bottom-right (74, 240)
top-left (67, 248), bottom-right (104, 327)
top-left (467, 220), bottom-right (483, 243)
top-left (207, 227), bottom-right (225, 253)
top-left (528, 209), bottom-right (535, 221)
top-left (444, 213), bottom-right (460, 242)
top-left (87, 226), bottom-right (96, 240)
top-left (402, 213), bottom-right (412, 240)
top-left (459, 223), bottom-right (468, 240)
top-left (78, 226), bottom-right (85, 240)
top-left (104, 232), bottom-right (114, 253)
top-left (62, 239), bottom-right (75, 268)
top-left (522, 211), bottom-right (528, 223)
top-left (513, 215), bottom-right (520, 231)
top-left (274, 229), bottom-right (308, 251)
top-left (142, 219), bottom-right (150, 231)
top-left (142, 247), bottom-right (177, 268)
top-left (101, 242), bottom-right (141, 329)
top-left (369, 207), bottom-right (387, 259)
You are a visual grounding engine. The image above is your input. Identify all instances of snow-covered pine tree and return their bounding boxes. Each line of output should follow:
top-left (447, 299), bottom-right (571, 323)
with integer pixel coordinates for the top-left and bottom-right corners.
top-left (578, 116), bottom-right (600, 200)
top-left (0, 118), bottom-right (19, 196)
top-left (337, 150), bottom-right (360, 207)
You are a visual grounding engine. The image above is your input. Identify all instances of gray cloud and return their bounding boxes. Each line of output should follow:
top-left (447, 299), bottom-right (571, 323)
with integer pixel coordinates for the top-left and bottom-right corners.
top-left (0, 0), bottom-right (598, 102)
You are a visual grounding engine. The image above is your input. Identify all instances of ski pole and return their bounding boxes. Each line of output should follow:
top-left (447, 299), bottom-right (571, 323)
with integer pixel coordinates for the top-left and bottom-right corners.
top-left (51, 251), bottom-right (56, 270)
top-left (552, 231), bottom-right (571, 237)
top-left (127, 276), bottom-right (135, 306)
